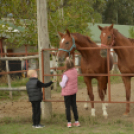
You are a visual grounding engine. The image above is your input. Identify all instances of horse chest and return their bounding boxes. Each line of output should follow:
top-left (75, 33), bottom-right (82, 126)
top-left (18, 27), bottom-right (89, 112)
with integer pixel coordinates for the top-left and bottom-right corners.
top-left (81, 59), bottom-right (100, 74)
top-left (118, 60), bottom-right (134, 73)
top-left (81, 65), bottom-right (95, 74)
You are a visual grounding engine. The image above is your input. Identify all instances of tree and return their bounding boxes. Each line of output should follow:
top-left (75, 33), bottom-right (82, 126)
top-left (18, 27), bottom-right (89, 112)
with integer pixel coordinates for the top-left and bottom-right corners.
top-left (0, 0), bottom-right (36, 19)
top-left (129, 27), bottom-right (134, 38)
top-left (103, 0), bottom-right (134, 25)
top-left (0, 0), bottom-right (104, 48)
top-left (47, 0), bottom-right (104, 47)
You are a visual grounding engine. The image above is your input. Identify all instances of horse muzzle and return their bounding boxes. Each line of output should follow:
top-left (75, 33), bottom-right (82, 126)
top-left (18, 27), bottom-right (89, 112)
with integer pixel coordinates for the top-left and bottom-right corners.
top-left (101, 44), bottom-right (108, 47)
top-left (58, 57), bottom-right (65, 63)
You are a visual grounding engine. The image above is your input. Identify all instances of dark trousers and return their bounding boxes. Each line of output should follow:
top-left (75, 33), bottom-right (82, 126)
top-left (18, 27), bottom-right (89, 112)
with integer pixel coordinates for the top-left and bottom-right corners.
top-left (31, 101), bottom-right (41, 125)
top-left (64, 94), bottom-right (78, 122)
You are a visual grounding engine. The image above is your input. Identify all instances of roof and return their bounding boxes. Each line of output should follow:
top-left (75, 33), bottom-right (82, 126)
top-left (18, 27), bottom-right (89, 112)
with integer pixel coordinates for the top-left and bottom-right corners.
top-left (89, 23), bottom-right (133, 42)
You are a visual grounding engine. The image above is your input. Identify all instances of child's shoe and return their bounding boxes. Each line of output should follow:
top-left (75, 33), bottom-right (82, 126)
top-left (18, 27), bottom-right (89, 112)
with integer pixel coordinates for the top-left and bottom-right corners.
top-left (73, 121), bottom-right (80, 127)
top-left (32, 125), bottom-right (37, 128)
top-left (67, 122), bottom-right (72, 128)
top-left (36, 124), bottom-right (45, 128)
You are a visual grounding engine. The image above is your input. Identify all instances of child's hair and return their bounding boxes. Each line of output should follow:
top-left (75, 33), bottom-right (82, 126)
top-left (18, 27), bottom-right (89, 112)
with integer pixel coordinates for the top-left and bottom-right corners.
top-left (27, 70), bottom-right (37, 77)
top-left (65, 57), bottom-right (74, 70)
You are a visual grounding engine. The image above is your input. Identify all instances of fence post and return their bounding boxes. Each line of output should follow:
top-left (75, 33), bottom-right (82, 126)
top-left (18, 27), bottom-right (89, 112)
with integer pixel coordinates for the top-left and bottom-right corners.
top-left (37, 0), bottom-right (52, 120)
top-left (3, 45), bottom-right (12, 99)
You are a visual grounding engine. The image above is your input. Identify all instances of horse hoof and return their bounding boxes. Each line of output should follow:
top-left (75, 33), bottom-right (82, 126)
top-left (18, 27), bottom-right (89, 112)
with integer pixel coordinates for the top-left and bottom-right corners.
top-left (91, 115), bottom-right (95, 117)
top-left (123, 113), bottom-right (128, 117)
top-left (84, 107), bottom-right (88, 110)
top-left (84, 104), bottom-right (88, 110)
top-left (105, 103), bottom-right (108, 107)
top-left (104, 115), bottom-right (108, 119)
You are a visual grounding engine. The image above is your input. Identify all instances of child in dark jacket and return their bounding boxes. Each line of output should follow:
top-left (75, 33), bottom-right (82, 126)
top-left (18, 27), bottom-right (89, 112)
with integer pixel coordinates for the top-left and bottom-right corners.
top-left (26, 70), bottom-right (53, 128)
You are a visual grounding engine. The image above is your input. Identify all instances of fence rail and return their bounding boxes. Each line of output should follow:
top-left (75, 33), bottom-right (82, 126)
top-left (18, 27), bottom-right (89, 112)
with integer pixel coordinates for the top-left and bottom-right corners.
top-left (42, 45), bottom-right (134, 103)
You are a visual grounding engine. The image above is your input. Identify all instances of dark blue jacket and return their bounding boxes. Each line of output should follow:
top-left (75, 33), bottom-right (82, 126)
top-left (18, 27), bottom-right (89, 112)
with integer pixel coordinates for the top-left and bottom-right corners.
top-left (26, 78), bottom-right (53, 102)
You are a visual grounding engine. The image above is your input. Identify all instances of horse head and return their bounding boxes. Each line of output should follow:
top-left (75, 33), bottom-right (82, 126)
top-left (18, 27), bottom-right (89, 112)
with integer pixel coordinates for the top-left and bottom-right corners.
top-left (98, 24), bottom-right (115, 57)
top-left (57, 30), bottom-right (76, 63)
top-left (98, 24), bottom-right (115, 47)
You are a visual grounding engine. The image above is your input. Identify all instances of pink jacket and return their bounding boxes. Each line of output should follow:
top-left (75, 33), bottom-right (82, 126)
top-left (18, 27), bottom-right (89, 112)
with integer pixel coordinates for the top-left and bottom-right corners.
top-left (61, 68), bottom-right (78, 96)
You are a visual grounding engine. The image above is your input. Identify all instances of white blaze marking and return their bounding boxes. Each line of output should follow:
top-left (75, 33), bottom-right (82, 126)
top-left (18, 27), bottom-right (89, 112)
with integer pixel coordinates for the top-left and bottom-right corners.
top-left (103, 33), bottom-right (106, 37)
top-left (61, 38), bottom-right (65, 43)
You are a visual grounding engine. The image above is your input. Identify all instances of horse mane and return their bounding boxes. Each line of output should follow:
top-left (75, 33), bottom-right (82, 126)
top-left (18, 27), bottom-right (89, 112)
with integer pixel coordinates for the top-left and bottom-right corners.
top-left (128, 38), bottom-right (134, 45)
top-left (113, 29), bottom-right (134, 46)
top-left (72, 33), bottom-right (98, 47)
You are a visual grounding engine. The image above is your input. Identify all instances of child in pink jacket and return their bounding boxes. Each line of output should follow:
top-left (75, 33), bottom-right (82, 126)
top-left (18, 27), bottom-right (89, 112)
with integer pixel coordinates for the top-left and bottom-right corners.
top-left (60, 57), bottom-right (80, 128)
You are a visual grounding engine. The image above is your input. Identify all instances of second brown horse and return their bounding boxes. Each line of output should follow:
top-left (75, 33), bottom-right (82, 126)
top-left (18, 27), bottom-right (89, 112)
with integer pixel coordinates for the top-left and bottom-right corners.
top-left (98, 24), bottom-right (134, 116)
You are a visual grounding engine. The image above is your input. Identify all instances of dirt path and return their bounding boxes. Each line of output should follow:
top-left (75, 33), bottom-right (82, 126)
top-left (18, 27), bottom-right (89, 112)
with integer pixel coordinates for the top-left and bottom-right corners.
top-left (1, 82), bottom-right (134, 122)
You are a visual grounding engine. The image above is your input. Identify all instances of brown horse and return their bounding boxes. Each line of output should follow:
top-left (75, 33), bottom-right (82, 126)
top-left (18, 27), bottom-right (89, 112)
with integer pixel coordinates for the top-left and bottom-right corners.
top-left (98, 24), bottom-right (134, 116)
top-left (57, 30), bottom-right (113, 118)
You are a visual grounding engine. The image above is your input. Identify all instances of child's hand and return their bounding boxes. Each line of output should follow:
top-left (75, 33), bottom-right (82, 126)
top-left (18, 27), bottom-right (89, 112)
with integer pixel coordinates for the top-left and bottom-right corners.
top-left (52, 78), bottom-right (57, 83)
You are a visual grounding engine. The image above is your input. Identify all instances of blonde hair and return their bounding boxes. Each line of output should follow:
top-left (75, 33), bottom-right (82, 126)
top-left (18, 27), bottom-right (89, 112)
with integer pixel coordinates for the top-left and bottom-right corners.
top-left (27, 70), bottom-right (37, 77)
top-left (65, 57), bottom-right (74, 70)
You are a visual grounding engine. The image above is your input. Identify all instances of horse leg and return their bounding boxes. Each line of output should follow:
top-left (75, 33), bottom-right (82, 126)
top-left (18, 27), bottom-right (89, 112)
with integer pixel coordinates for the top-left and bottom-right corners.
top-left (84, 77), bottom-right (95, 116)
top-left (84, 94), bottom-right (89, 110)
top-left (84, 77), bottom-right (89, 109)
top-left (98, 79), bottom-right (108, 118)
top-left (122, 76), bottom-right (131, 116)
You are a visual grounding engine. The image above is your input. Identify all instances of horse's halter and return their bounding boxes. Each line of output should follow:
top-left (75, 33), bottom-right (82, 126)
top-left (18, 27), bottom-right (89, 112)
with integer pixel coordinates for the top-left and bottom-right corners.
top-left (58, 36), bottom-right (76, 57)
top-left (111, 33), bottom-right (115, 46)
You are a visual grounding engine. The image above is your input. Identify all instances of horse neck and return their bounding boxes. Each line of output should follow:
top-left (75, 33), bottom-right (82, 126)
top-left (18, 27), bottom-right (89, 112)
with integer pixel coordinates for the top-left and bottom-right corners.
top-left (73, 34), bottom-right (100, 60)
top-left (113, 29), bottom-right (131, 59)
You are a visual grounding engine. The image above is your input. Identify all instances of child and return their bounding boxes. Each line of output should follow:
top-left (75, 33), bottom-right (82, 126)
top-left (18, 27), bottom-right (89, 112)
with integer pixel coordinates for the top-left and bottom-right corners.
top-left (26, 70), bottom-right (54, 128)
top-left (59, 57), bottom-right (80, 128)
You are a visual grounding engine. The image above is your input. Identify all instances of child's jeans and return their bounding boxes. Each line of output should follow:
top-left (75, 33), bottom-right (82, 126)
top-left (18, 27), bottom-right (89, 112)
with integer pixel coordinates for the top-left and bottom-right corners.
top-left (64, 94), bottom-right (78, 122)
top-left (31, 101), bottom-right (41, 125)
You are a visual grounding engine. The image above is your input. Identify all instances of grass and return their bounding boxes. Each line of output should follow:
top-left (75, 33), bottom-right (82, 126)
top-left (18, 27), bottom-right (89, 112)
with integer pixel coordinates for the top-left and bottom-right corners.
top-left (0, 77), bottom-right (29, 87)
top-left (0, 114), bottom-right (134, 134)
top-left (0, 77), bottom-right (28, 100)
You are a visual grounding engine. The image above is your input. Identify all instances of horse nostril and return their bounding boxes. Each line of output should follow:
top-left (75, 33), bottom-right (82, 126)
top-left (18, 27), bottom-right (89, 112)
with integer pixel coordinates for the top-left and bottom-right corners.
top-left (58, 57), bottom-right (64, 63)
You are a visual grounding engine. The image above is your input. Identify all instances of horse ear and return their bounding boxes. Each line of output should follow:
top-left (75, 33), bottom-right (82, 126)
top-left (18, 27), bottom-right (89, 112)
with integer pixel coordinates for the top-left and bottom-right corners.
top-left (109, 24), bottom-right (114, 31)
top-left (98, 25), bottom-right (103, 31)
top-left (66, 29), bottom-right (70, 37)
top-left (58, 32), bottom-right (64, 38)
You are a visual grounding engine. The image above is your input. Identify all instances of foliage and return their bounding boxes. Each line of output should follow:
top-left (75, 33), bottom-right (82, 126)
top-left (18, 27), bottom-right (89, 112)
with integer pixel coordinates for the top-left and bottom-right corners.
top-left (103, 0), bottom-right (134, 25)
top-left (129, 27), bottom-right (134, 38)
top-left (0, 0), bottom-right (104, 48)
top-left (4, 0), bottom-right (134, 48)
top-left (0, 0), bottom-right (36, 19)
top-left (47, 0), bottom-right (105, 47)
top-left (0, 0), bottom-right (37, 47)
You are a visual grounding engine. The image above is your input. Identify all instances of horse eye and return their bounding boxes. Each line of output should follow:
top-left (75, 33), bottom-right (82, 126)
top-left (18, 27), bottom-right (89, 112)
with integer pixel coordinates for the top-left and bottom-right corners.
top-left (65, 42), bottom-right (69, 44)
top-left (108, 36), bottom-right (111, 39)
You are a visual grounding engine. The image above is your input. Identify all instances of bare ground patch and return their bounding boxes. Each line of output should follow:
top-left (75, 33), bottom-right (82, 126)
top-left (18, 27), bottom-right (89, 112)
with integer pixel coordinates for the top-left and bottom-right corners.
top-left (0, 82), bottom-right (134, 123)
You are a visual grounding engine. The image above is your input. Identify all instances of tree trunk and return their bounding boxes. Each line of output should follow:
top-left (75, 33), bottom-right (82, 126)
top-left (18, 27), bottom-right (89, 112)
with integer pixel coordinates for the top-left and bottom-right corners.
top-left (37, 0), bottom-right (52, 120)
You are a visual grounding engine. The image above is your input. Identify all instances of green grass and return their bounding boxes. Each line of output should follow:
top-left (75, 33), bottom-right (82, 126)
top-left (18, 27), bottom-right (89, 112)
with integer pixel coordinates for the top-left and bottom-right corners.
top-left (0, 77), bottom-right (29, 87)
top-left (0, 114), bottom-right (134, 134)
top-left (0, 77), bottom-right (28, 100)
